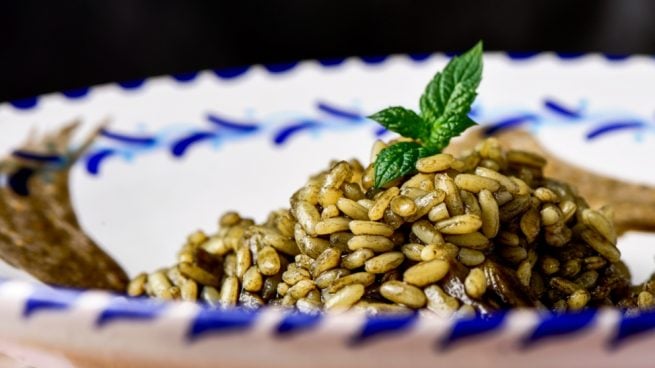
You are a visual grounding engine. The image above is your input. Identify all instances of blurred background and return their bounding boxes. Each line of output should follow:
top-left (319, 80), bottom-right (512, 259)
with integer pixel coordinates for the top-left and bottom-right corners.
top-left (1, 0), bottom-right (654, 102)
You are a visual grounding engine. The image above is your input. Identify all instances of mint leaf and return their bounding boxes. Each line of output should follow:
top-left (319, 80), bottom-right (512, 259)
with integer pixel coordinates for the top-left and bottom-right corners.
top-left (368, 107), bottom-right (430, 141)
top-left (429, 115), bottom-right (478, 151)
top-left (374, 142), bottom-right (435, 188)
top-left (419, 41), bottom-right (483, 125)
top-left (370, 41), bottom-right (484, 187)
top-left (427, 80), bottom-right (479, 149)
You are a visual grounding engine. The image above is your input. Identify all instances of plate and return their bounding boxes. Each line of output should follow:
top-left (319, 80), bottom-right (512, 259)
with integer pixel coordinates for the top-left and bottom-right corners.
top-left (0, 53), bottom-right (654, 367)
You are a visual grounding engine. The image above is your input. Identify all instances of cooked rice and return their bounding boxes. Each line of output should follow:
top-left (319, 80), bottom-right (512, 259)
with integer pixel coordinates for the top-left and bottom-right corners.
top-left (130, 137), bottom-right (652, 316)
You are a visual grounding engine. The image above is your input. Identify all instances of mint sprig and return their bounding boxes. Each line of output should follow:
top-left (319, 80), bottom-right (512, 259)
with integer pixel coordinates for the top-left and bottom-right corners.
top-left (369, 41), bottom-right (483, 188)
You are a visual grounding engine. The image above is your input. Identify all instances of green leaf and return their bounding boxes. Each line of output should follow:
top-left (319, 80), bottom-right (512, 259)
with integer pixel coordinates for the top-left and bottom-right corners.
top-left (368, 41), bottom-right (484, 188)
top-left (419, 41), bottom-right (483, 124)
top-left (427, 80), bottom-right (479, 149)
top-left (373, 142), bottom-right (436, 188)
top-left (368, 106), bottom-right (430, 141)
top-left (429, 115), bottom-right (478, 151)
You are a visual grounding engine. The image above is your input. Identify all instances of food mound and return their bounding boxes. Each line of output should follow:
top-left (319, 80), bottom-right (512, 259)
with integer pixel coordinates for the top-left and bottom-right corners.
top-left (127, 137), bottom-right (652, 315)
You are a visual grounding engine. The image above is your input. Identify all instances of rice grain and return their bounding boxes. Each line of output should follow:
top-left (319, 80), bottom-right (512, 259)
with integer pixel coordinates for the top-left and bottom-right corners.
top-left (424, 284), bottom-right (459, 318)
top-left (416, 153), bottom-right (454, 173)
top-left (179, 262), bottom-right (220, 287)
top-left (349, 220), bottom-right (394, 236)
top-left (369, 187), bottom-right (400, 221)
top-left (405, 190), bottom-right (445, 222)
top-left (474, 167), bottom-right (519, 193)
top-left (341, 248), bottom-right (375, 270)
top-left (243, 266), bottom-right (264, 292)
top-left (436, 214), bottom-right (482, 235)
top-left (390, 196), bottom-right (417, 217)
top-left (127, 273), bottom-right (147, 297)
top-left (401, 243), bottom-right (425, 261)
top-left (311, 248), bottom-right (342, 277)
top-left (458, 248), bottom-right (485, 266)
top-left (412, 220), bottom-right (445, 245)
top-left (465, 268), bottom-right (487, 298)
top-left (580, 228), bottom-right (621, 263)
top-left (348, 235), bottom-right (395, 252)
top-left (315, 217), bottom-right (351, 235)
top-left (324, 284), bottom-right (365, 311)
top-left (428, 203), bottom-right (450, 222)
top-left (219, 276), bottom-right (239, 307)
top-left (257, 246), bottom-right (282, 276)
top-left (328, 272), bottom-right (375, 292)
top-left (336, 198), bottom-right (369, 220)
top-left (380, 280), bottom-right (427, 308)
top-left (582, 209), bottom-right (617, 245)
top-left (454, 174), bottom-right (501, 193)
top-left (403, 259), bottom-right (449, 287)
top-left (445, 232), bottom-right (490, 249)
top-left (365, 252), bottom-right (405, 274)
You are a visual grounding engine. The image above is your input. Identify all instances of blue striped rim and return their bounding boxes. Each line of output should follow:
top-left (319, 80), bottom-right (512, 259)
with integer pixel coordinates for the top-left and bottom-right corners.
top-left (506, 52), bottom-right (540, 60)
top-left (604, 54), bottom-right (630, 62)
top-left (118, 79), bottom-right (146, 90)
top-left (11, 282), bottom-right (655, 349)
top-left (318, 57), bottom-right (346, 67)
top-left (96, 297), bottom-right (167, 327)
top-left (187, 307), bottom-right (259, 341)
top-left (408, 53), bottom-right (432, 62)
top-left (62, 87), bottom-right (90, 99)
top-left (5, 51), bottom-right (640, 111)
top-left (360, 55), bottom-right (388, 64)
top-left (440, 312), bottom-right (507, 350)
top-left (213, 66), bottom-right (250, 79)
top-left (172, 72), bottom-right (199, 83)
top-left (521, 310), bottom-right (597, 348)
top-left (276, 311), bottom-right (322, 336)
top-left (23, 287), bottom-right (81, 318)
top-left (611, 309), bottom-right (655, 349)
top-left (350, 312), bottom-right (418, 345)
top-left (556, 52), bottom-right (586, 59)
top-left (9, 97), bottom-right (38, 110)
top-left (264, 62), bottom-right (298, 73)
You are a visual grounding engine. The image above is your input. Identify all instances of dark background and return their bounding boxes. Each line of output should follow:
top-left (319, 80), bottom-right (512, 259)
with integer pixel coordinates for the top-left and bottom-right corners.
top-left (1, 0), bottom-right (654, 102)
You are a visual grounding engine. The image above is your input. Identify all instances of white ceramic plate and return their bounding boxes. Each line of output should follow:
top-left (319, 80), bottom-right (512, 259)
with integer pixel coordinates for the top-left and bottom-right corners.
top-left (0, 53), bottom-right (655, 367)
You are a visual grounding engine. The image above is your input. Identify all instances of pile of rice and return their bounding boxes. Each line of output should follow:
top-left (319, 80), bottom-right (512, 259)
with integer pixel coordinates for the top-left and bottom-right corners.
top-left (127, 138), bottom-right (654, 315)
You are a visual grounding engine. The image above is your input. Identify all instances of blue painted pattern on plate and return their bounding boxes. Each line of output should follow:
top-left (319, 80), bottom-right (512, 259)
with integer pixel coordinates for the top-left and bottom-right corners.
top-left (188, 307), bottom-right (259, 341)
top-left (350, 312), bottom-right (418, 345)
top-left (23, 287), bottom-right (81, 318)
top-left (276, 311), bottom-right (322, 336)
top-left (522, 310), bottom-right (597, 348)
top-left (440, 312), bottom-right (507, 349)
top-left (96, 297), bottom-right (167, 327)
